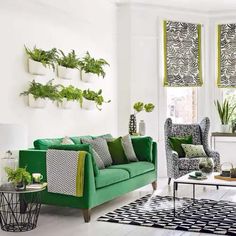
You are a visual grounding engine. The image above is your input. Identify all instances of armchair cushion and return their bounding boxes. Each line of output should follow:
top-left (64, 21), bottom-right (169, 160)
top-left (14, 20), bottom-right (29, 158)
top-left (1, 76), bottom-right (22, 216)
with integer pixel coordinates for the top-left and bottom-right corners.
top-left (169, 135), bottom-right (193, 157)
top-left (181, 144), bottom-right (207, 158)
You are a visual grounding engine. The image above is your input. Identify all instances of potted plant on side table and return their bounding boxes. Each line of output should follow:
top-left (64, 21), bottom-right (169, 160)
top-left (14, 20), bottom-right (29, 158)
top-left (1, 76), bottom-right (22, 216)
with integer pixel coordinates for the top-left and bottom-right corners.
top-left (25, 46), bottom-right (58, 75)
top-left (5, 167), bottom-right (32, 191)
top-left (79, 51), bottom-right (109, 83)
top-left (57, 50), bottom-right (80, 80)
top-left (214, 99), bottom-right (236, 133)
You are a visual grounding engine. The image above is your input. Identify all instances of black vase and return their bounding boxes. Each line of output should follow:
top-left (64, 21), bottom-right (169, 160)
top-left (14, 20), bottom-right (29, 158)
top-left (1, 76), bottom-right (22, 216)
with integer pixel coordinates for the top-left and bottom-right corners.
top-left (129, 114), bottom-right (137, 135)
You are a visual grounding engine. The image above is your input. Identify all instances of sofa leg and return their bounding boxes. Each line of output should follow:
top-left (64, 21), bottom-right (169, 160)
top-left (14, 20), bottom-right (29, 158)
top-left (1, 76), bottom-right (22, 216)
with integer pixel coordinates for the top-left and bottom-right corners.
top-left (152, 181), bottom-right (157, 191)
top-left (82, 209), bottom-right (91, 223)
top-left (168, 178), bottom-right (171, 185)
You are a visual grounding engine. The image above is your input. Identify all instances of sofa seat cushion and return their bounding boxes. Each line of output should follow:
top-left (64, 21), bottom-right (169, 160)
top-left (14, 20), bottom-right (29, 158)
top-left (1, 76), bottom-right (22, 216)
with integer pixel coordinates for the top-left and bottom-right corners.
top-left (95, 169), bottom-right (130, 189)
top-left (178, 157), bottom-right (213, 170)
top-left (108, 162), bottom-right (155, 178)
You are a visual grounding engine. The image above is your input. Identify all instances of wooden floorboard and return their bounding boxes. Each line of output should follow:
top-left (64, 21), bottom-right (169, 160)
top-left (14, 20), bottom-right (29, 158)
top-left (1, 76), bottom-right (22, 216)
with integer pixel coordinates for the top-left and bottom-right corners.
top-left (0, 178), bottom-right (235, 236)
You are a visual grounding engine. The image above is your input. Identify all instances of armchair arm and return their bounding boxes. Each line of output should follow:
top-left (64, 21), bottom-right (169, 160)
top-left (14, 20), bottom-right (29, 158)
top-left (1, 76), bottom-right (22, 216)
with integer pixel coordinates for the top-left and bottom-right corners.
top-left (204, 148), bottom-right (221, 171)
top-left (166, 148), bottom-right (180, 179)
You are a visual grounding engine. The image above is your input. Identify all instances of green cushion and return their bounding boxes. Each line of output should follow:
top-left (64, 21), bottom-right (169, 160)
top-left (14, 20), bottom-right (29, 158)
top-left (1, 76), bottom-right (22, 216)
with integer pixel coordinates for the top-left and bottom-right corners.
top-left (181, 144), bottom-right (207, 158)
top-left (107, 137), bottom-right (128, 164)
top-left (131, 136), bottom-right (153, 162)
top-left (169, 135), bottom-right (193, 157)
top-left (95, 169), bottom-right (129, 189)
top-left (108, 161), bottom-right (155, 178)
top-left (49, 144), bottom-right (100, 176)
top-left (34, 138), bottom-right (64, 150)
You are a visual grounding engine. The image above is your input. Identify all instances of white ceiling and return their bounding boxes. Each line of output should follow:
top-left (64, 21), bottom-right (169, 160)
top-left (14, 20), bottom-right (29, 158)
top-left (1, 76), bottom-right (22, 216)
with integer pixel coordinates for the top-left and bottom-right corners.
top-left (117, 0), bottom-right (236, 13)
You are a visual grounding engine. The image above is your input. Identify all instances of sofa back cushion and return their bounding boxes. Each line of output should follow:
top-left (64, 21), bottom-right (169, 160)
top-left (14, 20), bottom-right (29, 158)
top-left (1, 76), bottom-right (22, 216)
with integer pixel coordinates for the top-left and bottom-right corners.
top-left (131, 137), bottom-right (153, 162)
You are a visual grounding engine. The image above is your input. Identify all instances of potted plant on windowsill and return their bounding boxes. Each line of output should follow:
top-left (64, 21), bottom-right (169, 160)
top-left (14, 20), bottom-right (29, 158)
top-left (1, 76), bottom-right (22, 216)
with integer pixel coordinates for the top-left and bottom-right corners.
top-left (214, 99), bottom-right (236, 133)
top-left (81, 89), bottom-right (110, 110)
top-left (79, 51), bottom-right (109, 83)
top-left (25, 46), bottom-right (58, 75)
top-left (20, 80), bottom-right (60, 108)
top-left (57, 85), bottom-right (82, 109)
top-left (5, 167), bottom-right (32, 191)
top-left (129, 102), bottom-right (155, 135)
top-left (57, 50), bottom-right (80, 80)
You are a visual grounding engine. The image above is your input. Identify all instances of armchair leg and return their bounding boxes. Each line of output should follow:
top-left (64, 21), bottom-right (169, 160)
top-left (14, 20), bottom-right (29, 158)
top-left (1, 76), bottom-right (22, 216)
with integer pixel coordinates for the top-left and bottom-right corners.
top-left (168, 178), bottom-right (171, 185)
top-left (82, 209), bottom-right (91, 223)
top-left (216, 185), bottom-right (219, 190)
top-left (152, 181), bottom-right (157, 191)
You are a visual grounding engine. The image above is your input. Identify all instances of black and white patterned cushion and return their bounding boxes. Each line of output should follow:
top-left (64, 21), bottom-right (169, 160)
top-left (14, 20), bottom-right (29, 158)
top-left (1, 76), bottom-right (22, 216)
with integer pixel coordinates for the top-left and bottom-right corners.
top-left (92, 148), bottom-right (105, 169)
top-left (81, 138), bottom-right (113, 167)
top-left (121, 134), bottom-right (138, 162)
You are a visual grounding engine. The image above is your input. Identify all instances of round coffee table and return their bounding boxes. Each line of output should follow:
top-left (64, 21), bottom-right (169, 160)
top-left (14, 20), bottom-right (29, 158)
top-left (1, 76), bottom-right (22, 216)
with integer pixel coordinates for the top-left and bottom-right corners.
top-left (0, 184), bottom-right (45, 232)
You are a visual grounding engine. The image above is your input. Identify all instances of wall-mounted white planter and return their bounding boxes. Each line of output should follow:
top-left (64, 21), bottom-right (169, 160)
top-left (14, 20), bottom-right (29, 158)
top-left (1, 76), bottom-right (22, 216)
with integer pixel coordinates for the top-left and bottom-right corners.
top-left (58, 99), bottom-right (75, 109)
top-left (57, 66), bottom-right (79, 80)
top-left (28, 58), bottom-right (52, 75)
top-left (82, 98), bottom-right (96, 110)
top-left (80, 71), bottom-right (98, 83)
top-left (28, 94), bottom-right (47, 108)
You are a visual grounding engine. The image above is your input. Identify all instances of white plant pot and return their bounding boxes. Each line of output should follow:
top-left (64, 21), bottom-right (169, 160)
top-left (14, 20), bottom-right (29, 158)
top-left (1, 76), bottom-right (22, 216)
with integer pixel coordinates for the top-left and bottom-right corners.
top-left (82, 98), bottom-right (96, 110)
top-left (28, 58), bottom-right (52, 75)
top-left (59, 99), bottom-right (75, 109)
top-left (80, 71), bottom-right (98, 83)
top-left (221, 124), bottom-right (231, 133)
top-left (57, 65), bottom-right (79, 80)
top-left (28, 94), bottom-right (47, 108)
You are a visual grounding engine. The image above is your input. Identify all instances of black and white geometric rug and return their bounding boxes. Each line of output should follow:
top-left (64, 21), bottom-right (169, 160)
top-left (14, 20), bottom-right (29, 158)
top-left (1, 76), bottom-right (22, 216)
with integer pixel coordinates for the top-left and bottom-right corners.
top-left (98, 194), bottom-right (236, 235)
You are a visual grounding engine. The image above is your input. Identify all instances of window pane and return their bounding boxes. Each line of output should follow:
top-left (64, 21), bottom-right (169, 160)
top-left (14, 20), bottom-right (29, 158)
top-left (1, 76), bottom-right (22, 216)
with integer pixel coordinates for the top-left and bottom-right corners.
top-left (167, 87), bottom-right (197, 123)
top-left (223, 89), bottom-right (236, 123)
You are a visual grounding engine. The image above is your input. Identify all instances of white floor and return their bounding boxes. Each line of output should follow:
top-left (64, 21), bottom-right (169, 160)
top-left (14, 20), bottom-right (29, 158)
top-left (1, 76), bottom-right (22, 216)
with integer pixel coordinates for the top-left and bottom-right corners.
top-left (2, 178), bottom-right (236, 236)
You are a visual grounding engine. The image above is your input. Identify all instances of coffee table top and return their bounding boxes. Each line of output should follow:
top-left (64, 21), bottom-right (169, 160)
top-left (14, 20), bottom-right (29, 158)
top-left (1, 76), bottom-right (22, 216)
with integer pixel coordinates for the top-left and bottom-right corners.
top-left (174, 172), bottom-right (236, 187)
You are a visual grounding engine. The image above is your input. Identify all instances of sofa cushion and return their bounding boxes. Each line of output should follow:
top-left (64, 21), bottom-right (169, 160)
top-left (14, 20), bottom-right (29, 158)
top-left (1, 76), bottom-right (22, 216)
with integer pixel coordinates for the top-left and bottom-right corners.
top-left (95, 169), bottom-right (129, 189)
top-left (121, 134), bottom-right (138, 162)
top-left (107, 137), bottom-right (128, 164)
top-left (108, 162), bottom-right (155, 178)
top-left (81, 137), bottom-right (113, 167)
top-left (181, 144), bottom-right (207, 158)
top-left (70, 136), bottom-right (92, 144)
top-left (131, 137), bottom-right (153, 162)
top-left (178, 157), bottom-right (213, 170)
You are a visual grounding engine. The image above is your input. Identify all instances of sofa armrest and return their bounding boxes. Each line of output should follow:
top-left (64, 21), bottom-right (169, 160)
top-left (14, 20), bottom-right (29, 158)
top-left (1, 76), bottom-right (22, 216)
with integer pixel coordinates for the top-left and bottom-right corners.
top-left (152, 141), bottom-right (157, 169)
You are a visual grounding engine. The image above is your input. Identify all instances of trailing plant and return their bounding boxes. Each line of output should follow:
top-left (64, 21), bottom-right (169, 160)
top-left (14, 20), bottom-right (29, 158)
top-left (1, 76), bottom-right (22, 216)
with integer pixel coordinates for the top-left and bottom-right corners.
top-left (57, 50), bottom-right (80, 69)
top-left (5, 167), bottom-right (31, 185)
top-left (133, 102), bottom-right (155, 115)
top-left (79, 51), bottom-right (109, 78)
top-left (20, 80), bottom-right (61, 101)
top-left (214, 99), bottom-right (236, 125)
top-left (58, 85), bottom-right (82, 104)
top-left (25, 46), bottom-right (58, 70)
top-left (82, 89), bottom-right (111, 110)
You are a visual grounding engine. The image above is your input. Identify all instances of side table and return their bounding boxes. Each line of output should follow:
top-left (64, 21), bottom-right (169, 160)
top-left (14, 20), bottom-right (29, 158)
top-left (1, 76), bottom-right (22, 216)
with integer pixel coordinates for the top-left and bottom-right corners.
top-left (0, 184), bottom-right (45, 232)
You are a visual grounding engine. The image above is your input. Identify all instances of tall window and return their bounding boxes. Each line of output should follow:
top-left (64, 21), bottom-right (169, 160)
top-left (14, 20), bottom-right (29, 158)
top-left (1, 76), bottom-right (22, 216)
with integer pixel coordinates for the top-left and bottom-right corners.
top-left (167, 87), bottom-right (197, 123)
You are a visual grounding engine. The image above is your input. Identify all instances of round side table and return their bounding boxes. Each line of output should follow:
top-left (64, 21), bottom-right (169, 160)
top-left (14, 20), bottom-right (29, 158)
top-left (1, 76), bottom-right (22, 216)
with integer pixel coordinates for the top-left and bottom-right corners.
top-left (0, 184), bottom-right (45, 232)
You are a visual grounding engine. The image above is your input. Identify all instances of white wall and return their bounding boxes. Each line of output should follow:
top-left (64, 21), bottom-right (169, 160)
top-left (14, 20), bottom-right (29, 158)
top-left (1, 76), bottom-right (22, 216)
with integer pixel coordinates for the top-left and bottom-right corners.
top-left (117, 3), bottom-right (231, 177)
top-left (0, 0), bottom-right (118, 146)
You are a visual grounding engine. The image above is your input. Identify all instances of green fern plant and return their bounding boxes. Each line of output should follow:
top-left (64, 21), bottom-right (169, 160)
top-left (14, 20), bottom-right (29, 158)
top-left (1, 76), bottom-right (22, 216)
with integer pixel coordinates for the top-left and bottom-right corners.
top-left (58, 85), bottom-right (82, 104)
top-left (82, 89), bottom-right (110, 110)
top-left (25, 46), bottom-right (58, 70)
top-left (20, 80), bottom-right (61, 101)
top-left (79, 51), bottom-right (109, 78)
top-left (57, 50), bottom-right (80, 69)
top-left (214, 99), bottom-right (236, 124)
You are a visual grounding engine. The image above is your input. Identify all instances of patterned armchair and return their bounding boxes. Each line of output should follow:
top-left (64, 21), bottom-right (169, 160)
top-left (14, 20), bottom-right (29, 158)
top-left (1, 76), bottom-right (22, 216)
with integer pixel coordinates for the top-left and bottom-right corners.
top-left (164, 117), bottom-right (220, 184)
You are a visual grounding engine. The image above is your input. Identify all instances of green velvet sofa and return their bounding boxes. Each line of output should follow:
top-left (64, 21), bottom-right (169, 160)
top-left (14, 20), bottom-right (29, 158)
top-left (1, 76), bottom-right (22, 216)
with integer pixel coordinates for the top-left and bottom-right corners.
top-left (19, 135), bottom-right (157, 222)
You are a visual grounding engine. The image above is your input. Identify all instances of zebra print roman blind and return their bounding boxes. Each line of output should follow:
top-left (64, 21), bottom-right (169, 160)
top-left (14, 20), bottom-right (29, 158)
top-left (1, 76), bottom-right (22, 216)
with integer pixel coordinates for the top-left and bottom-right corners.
top-left (218, 24), bottom-right (236, 88)
top-left (163, 20), bottom-right (202, 87)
